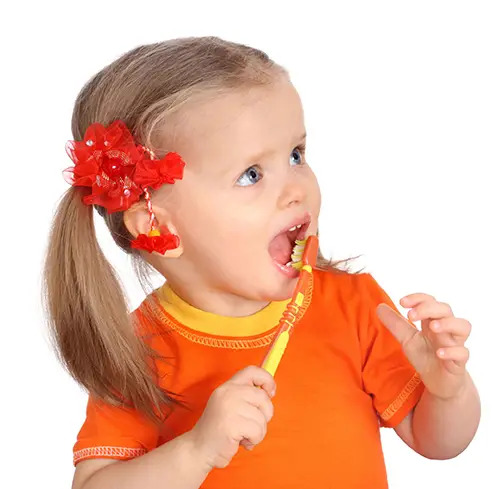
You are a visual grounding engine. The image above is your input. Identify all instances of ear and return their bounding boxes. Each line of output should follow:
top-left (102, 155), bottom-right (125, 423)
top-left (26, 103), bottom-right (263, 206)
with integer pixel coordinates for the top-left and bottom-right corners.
top-left (123, 201), bottom-right (184, 258)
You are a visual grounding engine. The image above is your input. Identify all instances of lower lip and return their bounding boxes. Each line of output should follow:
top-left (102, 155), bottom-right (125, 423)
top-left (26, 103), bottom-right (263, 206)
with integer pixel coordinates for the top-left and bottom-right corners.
top-left (272, 259), bottom-right (300, 278)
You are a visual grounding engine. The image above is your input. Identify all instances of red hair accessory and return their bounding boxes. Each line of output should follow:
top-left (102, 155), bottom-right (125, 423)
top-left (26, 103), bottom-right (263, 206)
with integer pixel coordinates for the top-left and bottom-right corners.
top-left (63, 120), bottom-right (185, 255)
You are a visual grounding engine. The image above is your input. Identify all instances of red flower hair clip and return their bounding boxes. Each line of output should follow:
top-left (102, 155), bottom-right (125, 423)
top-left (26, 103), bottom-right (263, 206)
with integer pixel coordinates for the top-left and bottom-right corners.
top-left (63, 119), bottom-right (185, 255)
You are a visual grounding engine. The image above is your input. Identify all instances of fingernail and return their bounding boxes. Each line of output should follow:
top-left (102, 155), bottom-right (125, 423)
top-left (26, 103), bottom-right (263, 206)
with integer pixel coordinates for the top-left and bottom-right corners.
top-left (409, 309), bottom-right (416, 320)
top-left (438, 349), bottom-right (446, 357)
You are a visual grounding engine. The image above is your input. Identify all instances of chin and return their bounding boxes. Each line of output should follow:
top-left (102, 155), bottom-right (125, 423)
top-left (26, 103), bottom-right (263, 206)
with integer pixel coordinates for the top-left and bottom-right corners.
top-left (259, 274), bottom-right (298, 302)
top-left (236, 257), bottom-right (299, 302)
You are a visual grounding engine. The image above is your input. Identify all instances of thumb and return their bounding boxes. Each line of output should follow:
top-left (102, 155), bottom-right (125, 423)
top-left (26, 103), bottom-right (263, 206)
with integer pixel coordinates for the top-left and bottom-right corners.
top-left (376, 303), bottom-right (418, 347)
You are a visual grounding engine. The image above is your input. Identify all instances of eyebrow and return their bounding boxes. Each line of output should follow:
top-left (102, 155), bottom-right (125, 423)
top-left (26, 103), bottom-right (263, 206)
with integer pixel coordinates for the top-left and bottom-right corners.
top-left (245, 132), bottom-right (307, 164)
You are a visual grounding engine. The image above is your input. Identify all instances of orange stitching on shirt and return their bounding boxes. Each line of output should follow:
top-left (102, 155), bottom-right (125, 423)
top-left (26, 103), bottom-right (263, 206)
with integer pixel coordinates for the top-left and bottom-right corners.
top-left (141, 273), bottom-right (314, 350)
top-left (73, 446), bottom-right (146, 464)
top-left (380, 372), bottom-right (423, 421)
top-left (146, 297), bottom-right (277, 349)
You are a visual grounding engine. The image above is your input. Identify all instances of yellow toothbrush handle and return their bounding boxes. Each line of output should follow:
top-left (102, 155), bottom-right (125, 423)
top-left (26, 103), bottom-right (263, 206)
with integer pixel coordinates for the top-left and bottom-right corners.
top-left (262, 330), bottom-right (290, 377)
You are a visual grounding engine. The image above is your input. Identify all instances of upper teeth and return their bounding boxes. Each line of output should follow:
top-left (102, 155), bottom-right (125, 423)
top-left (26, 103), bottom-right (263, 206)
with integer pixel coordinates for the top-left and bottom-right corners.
top-left (288, 224), bottom-right (303, 231)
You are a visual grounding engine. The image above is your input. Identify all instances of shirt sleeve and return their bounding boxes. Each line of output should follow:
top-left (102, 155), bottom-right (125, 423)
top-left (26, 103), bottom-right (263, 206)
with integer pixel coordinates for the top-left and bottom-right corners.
top-left (73, 394), bottom-right (160, 466)
top-left (357, 273), bottom-right (426, 428)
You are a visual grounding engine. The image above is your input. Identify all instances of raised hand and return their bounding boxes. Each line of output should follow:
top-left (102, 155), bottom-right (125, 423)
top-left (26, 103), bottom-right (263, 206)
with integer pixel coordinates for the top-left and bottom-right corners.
top-left (377, 293), bottom-right (471, 400)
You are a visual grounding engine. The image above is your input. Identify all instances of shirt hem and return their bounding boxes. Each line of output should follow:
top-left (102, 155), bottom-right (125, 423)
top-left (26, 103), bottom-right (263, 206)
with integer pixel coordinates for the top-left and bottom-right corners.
top-left (73, 446), bottom-right (147, 466)
top-left (379, 372), bottom-right (425, 428)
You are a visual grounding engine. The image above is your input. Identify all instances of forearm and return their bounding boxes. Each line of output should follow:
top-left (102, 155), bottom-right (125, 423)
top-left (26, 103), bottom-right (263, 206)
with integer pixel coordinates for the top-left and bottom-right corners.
top-left (82, 431), bottom-right (211, 489)
top-left (412, 371), bottom-right (481, 459)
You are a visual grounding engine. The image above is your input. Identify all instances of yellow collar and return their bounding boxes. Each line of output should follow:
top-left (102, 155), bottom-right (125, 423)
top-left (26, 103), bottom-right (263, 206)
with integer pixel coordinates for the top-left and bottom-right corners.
top-left (157, 282), bottom-right (290, 337)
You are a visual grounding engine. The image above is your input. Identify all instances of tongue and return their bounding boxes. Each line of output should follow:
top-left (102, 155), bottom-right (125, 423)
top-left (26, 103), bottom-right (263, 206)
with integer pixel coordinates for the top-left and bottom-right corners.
top-left (268, 232), bottom-right (293, 265)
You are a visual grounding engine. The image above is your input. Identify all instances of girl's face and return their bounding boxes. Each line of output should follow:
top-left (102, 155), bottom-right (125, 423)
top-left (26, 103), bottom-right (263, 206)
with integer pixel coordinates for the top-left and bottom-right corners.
top-left (155, 78), bottom-right (321, 309)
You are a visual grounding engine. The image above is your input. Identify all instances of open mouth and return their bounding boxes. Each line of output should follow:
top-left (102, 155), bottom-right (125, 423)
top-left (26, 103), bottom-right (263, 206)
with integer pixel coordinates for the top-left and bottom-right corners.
top-left (268, 220), bottom-right (311, 268)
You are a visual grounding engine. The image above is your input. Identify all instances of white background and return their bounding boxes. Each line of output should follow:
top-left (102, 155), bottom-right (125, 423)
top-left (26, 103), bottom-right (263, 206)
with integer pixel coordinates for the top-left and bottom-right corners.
top-left (1, 1), bottom-right (492, 487)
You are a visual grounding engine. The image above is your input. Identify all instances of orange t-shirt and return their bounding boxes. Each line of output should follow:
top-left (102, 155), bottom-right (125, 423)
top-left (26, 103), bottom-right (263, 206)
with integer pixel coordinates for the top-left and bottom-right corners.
top-left (73, 270), bottom-right (425, 488)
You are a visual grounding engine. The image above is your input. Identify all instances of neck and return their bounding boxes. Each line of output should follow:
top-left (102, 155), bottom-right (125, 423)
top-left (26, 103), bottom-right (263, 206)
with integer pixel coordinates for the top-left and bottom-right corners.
top-left (162, 277), bottom-right (271, 317)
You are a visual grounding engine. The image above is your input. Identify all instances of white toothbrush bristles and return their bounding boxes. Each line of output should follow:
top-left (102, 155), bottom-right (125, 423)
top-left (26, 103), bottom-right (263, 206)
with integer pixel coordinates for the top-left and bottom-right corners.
top-left (288, 238), bottom-right (307, 268)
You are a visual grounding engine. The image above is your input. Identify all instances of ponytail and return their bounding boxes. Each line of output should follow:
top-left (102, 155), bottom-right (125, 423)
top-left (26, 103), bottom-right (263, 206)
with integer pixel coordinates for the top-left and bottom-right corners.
top-left (42, 187), bottom-right (179, 425)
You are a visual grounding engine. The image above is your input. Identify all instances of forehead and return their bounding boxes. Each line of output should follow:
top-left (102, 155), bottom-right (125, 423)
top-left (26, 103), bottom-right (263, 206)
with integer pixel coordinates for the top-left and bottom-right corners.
top-left (165, 80), bottom-right (305, 172)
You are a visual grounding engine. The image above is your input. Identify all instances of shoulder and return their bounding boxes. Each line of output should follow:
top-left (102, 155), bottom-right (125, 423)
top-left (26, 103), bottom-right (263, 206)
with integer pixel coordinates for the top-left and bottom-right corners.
top-left (129, 291), bottom-right (180, 360)
top-left (312, 268), bottom-right (375, 302)
top-left (308, 269), bottom-right (367, 323)
top-left (313, 268), bottom-right (389, 300)
top-left (130, 289), bottom-right (167, 337)
top-left (311, 269), bottom-right (393, 325)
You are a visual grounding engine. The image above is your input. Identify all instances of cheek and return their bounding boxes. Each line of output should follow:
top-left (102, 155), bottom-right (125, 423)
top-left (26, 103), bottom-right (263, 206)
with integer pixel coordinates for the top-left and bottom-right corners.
top-left (170, 194), bottom-right (243, 250)
top-left (172, 181), bottom-right (268, 251)
top-left (220, 204), bottom-right (270, 245)
top-left (212, 212), bottom-right (260, 245)
top-left (308, 172), bottom-right (322, 209)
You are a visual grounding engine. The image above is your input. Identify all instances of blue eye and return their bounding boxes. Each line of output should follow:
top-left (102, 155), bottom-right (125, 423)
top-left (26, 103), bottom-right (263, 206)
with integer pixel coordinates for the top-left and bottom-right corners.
top-left (236, 144), bottom-right (307, 187)
top-left (236, 166), bottom-right (263, 187)
top-left (290, 146), bottom-right (305, 166)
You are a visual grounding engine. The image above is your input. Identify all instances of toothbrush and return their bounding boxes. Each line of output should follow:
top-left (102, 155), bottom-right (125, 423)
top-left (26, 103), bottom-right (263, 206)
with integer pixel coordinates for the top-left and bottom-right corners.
top-left (261, 234), bottom-right (319, 377)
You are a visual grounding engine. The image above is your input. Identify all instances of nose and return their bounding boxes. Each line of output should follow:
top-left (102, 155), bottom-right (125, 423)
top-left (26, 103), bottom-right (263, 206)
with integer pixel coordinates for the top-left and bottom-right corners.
top-left (277, 178), bottom-right (306, 209)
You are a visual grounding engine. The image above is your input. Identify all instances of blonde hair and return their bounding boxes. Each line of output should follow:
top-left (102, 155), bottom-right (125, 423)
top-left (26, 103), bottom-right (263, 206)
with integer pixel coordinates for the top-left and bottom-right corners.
top-left (42, 36), bottom-right (362, 425)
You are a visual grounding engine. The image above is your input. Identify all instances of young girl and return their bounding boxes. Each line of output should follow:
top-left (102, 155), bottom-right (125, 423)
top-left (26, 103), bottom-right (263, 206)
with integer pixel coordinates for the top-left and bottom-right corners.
top-left (43, 36), bottom-right (480, 489)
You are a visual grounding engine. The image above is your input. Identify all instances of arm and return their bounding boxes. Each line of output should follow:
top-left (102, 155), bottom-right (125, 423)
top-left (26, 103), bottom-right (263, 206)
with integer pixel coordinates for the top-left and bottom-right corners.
top-left (394, 370), bottom-right (481, 459)
top-left (73, 431), bottom-right (210, 489)
top-left (377, 290), bottom-right (481, 460)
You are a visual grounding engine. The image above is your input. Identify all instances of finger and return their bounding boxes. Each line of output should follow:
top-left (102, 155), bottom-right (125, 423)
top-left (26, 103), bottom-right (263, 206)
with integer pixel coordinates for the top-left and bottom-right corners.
top-left (400, 293), bottom-right (436, 307)
top-left (437, 346), bottom-right (470, 366)
top-left (376, 303), bottom-right (419, 347)
top-left (241, 386), bottom-right (274, 422)
top-left (238, 416), bottom-right (267, 447)
top-left (230, 366), bottom-right (276, 398)
top-left (408, 300), bottom-right (454, 322)
top-left (238, 401), bottom-right (270, 429)
top-left (430, 318), bottom-right (472, 339)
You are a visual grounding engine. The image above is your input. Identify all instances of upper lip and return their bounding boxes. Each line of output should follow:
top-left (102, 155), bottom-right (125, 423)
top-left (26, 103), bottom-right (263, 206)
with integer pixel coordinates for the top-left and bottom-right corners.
top-left (271, 211), bottom-right (312, 241)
